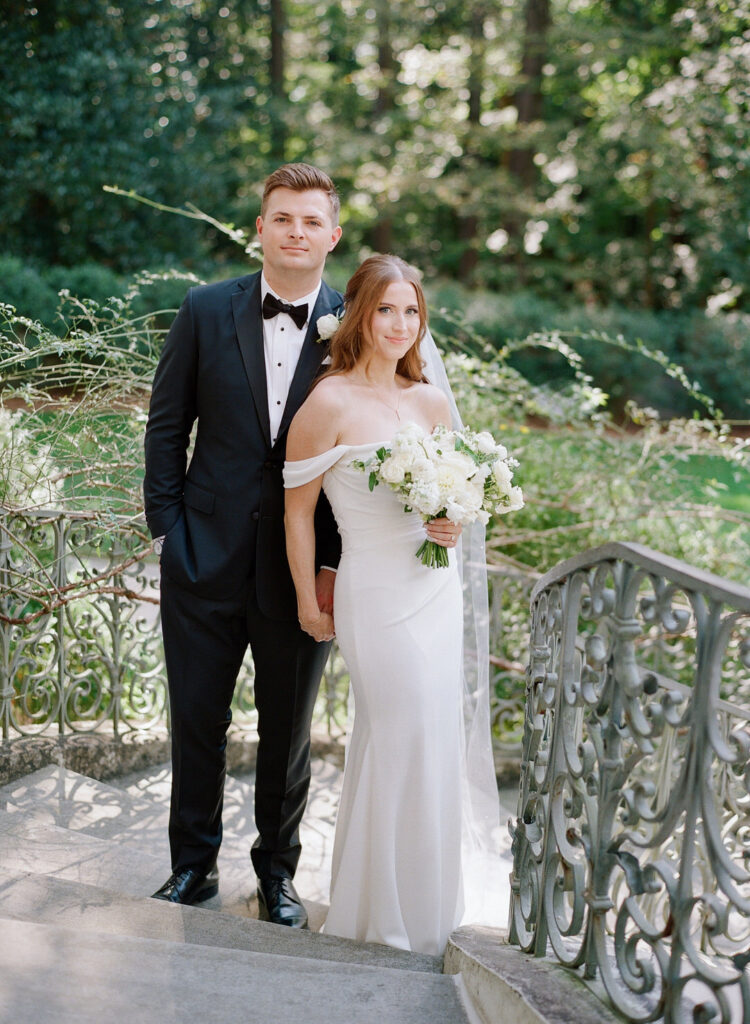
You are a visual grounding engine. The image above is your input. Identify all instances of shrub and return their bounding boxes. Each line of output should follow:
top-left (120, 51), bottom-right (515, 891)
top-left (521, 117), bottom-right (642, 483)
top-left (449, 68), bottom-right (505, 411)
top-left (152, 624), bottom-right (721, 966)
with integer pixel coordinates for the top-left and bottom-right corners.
top-left (0, 255), bottom-right (59, 327)
top-left (426, 283), bottom-right (750, 419)
top-left (45, 263), bottom-right (124, 309)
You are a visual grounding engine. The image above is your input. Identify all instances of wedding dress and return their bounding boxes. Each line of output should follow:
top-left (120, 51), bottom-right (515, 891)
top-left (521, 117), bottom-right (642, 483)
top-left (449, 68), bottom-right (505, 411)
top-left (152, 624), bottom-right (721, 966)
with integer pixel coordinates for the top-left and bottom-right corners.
top-left (285, 439), bottom-right (504, 955)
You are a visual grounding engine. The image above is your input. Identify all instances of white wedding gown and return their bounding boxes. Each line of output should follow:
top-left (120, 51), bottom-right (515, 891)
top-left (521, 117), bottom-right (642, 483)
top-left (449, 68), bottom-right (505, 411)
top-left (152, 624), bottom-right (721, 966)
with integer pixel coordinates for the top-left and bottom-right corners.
top-left (285, 441), bottom-right (501, 955)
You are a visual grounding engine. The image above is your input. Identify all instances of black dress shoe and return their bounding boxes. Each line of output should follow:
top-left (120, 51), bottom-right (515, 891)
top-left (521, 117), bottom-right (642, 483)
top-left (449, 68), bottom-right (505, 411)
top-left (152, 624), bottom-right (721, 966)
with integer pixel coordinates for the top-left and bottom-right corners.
top-left (256, 875), bottom-right (308, 928)
top-left (151, 866), bottom-right (219, 905)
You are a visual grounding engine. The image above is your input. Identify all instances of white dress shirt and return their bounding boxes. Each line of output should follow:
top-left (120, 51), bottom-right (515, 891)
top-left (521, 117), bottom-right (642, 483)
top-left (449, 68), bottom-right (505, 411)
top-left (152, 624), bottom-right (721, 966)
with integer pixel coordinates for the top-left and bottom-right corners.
top-left (261, 273), bottom-right (321, 446)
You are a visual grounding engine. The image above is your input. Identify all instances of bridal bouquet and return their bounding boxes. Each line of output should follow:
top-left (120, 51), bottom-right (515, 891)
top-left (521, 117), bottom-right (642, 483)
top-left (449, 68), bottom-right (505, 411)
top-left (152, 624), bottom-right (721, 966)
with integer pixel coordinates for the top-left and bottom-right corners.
top-left (355, 422), bottom-right (524, 568)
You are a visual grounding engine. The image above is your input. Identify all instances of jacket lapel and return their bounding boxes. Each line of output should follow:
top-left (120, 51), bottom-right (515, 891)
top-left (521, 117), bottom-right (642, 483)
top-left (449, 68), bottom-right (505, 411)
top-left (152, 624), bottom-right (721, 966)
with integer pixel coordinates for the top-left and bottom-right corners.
top-left (276, 281), bottom-right (343, 443)
top-left (231, 274), bottom-right (272, 447)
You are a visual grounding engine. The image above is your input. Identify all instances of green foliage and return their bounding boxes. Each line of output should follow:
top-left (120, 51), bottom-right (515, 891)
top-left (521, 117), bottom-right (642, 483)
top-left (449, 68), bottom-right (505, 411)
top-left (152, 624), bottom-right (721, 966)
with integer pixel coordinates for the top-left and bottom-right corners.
top-left (0, 268), bottom-right (202, 516)
top-left (2, 264), bottom-right (748, 746)
top-left (2, 0), bottom-right (748, 326)
top-left (428, 284), bottom-right (750, 419)
top-left (0, 0), bottom-right (228, 268)
top-left (0, 256), bottom-right (60, 328)
top-left (45, 264), bottom-right (124, 308)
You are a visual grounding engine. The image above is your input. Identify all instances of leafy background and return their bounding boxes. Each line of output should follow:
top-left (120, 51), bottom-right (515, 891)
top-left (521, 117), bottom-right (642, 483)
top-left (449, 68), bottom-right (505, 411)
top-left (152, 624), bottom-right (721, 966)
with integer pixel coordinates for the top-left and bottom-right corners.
top-left (1, 1), bottom-right (748, 684)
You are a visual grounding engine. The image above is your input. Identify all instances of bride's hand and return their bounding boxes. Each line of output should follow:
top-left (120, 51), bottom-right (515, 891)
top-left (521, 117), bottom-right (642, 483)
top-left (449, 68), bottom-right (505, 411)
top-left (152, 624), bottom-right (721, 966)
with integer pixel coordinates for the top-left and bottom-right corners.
top-left (425, 518), bottom-right (462, 548)
top-left (299, 610), bottom-right (335, 642)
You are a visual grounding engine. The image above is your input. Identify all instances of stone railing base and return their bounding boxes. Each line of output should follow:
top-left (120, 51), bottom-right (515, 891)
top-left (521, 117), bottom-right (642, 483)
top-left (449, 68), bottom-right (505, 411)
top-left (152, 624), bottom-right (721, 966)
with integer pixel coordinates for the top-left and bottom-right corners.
top-left (444, 927), bottom-right (623, 1024)
top-left (0, 725), bottom-right (346, 787)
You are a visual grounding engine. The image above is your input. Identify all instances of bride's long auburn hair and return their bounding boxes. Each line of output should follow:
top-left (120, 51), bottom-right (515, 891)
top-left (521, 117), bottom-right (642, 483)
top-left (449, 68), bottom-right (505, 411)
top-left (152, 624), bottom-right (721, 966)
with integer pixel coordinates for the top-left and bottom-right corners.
top-left (321, 254), bottom-right (429, 384)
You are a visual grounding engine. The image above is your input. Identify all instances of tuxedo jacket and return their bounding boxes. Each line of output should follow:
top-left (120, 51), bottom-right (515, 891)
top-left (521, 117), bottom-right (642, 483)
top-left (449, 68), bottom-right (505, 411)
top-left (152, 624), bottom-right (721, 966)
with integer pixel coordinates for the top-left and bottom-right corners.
top-left (143, 270), bottom-right (344, 618)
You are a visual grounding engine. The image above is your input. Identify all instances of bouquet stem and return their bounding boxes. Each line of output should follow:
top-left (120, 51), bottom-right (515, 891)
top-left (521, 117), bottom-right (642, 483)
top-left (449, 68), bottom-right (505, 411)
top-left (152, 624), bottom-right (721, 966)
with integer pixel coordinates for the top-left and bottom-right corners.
top-left (415, 538), bottom-right (450, 568)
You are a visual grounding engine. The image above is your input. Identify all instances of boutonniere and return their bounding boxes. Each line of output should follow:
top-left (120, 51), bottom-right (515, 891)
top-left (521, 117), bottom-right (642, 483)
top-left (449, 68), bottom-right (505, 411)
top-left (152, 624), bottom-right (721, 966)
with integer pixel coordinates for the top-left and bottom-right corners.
top-left (316, 312), bottom-right (343, 343)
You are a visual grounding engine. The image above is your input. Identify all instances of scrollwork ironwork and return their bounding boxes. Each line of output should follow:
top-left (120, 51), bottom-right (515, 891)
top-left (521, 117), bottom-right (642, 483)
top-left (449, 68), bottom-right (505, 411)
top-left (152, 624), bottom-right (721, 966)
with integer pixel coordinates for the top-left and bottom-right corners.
top-left (2, 510), bottom-right (525, 754)
top-left (509, 542), bottom-right (750, 1023)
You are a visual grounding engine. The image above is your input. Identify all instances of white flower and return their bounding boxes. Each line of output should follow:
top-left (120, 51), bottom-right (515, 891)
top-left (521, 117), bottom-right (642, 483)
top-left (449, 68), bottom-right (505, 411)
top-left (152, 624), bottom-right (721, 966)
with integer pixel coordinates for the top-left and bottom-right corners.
top-left (506, 485), bottom-right (525, 512)
top-left (491, 460), bottom-right (513, 491)
top-left (475, 430), bottom-right (507, 459)
top-left (353, 420), bottom-right (523, 567)
top-left (411, 456), bottom-right (437, 481)
top-left (316, 313), bottom-right (341, 341)
top-left (380, 453), bottom-right (412, 484)
top-left (445, 499), bottom-right (470, 524)
top-left (475, 431), bottom-right (497, 453)
top-left (436, 450), bottom-right (476, 494)
top-left (408, 479), bottom-right (441, 516)
top-left (393, 421), bottom-right (426, 444)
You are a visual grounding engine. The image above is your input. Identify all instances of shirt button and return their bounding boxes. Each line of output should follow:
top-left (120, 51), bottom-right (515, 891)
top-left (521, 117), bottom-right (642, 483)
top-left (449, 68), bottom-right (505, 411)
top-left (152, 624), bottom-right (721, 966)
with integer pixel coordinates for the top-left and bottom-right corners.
top-left (277, 362), bottom-right (282, 367)
top-left (276, 400), bottom-right (281, 405)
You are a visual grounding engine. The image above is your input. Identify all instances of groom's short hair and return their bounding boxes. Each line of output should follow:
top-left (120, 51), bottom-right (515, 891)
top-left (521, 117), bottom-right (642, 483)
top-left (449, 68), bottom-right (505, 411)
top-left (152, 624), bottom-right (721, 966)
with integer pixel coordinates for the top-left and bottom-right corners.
top-left (261, 163), bottom-right (340, 224)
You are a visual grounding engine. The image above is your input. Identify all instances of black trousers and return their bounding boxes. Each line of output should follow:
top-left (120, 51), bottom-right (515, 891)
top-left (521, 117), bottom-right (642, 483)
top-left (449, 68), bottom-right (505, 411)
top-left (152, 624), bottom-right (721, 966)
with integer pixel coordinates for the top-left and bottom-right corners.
top-left (159, 570), bottom-right (332, 879)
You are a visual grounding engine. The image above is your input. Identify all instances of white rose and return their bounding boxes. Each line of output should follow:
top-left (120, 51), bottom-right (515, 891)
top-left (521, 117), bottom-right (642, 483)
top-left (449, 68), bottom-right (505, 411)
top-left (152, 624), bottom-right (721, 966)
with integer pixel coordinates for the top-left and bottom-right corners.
top-left (450, 480), bottom-right (484, 521)
top-left (442, 448), bottom-right (476, 476)
top-left (491, 460), bottom-right (513, 491)
top-left (395, 421), bottom-right (425, 442)
top-left (446, 499), bottom-right (471, 524)
top-left (316, 313), bottom-right (341, 340)
top-left (380, 453), bottom-right (411, 484)
top-left (475, 431), bottom-right (497, 454)
top-left (506, 485), bottom-right (524, 511)
top-left (411, 456), bottom-right (437, 482)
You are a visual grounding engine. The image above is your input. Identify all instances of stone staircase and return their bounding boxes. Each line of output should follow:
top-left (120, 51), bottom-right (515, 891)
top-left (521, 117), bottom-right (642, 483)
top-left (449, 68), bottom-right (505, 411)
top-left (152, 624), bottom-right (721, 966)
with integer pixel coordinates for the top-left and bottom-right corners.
top-left (0, 759), bottom-right (503, 1023)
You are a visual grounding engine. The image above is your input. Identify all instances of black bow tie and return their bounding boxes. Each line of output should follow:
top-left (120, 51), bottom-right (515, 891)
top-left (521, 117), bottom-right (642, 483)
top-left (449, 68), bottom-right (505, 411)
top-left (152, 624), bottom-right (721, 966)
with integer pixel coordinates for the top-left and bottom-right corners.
top-left (262, 292), bottom-right (309, 330)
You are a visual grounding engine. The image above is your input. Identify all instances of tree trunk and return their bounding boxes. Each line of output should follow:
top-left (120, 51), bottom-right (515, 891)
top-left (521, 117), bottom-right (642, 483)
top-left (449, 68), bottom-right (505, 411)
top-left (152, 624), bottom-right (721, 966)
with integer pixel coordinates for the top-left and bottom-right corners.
top-left (269, 0), bottom-right (286, 162)
top-left (508, 0), bottom-right (550, 187)
top-left (457, 4), bottom-right (487, 283)
top-left (371, 0), bottom-right (395, 252)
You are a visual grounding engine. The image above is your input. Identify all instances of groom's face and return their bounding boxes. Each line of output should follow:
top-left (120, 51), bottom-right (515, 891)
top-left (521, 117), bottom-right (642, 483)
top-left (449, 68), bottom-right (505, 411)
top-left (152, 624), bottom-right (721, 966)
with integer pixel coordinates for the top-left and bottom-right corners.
top-left (257, 188), bottom-right (342, 282)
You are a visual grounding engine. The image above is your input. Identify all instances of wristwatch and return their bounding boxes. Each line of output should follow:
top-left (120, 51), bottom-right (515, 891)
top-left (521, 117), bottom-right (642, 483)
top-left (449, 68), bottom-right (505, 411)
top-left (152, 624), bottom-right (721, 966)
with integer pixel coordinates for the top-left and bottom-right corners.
top-left (153, 535), bottom-right (165, 555)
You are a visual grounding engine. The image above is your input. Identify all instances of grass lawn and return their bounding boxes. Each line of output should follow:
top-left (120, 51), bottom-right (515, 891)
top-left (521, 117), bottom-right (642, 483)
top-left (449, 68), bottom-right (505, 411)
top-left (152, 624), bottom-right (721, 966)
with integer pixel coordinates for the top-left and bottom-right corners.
top-left (680, 454), bottom-right (750, 514)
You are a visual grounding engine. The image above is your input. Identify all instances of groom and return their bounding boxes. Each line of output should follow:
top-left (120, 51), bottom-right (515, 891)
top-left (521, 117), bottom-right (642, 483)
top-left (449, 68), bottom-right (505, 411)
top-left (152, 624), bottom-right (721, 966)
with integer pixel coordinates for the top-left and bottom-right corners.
top-left (143, 163), bottom-right (344, 927)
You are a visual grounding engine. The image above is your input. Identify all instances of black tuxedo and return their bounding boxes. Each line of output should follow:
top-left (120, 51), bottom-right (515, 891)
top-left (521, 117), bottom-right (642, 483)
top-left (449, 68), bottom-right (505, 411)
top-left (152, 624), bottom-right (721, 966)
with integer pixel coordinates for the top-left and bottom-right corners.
top-left (144, 270), bottom-right (343, 879)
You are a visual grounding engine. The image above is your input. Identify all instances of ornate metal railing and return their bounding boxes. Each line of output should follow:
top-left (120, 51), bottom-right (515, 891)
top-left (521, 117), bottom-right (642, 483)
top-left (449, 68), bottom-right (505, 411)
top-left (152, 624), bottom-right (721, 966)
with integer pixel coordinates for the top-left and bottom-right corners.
top-left (1, 510), bottom-right (530, 749)
top-left (0, 509), bottom-right (356, 742)
top-left (509, 542), bottom-right (750, 1024)
top-left (1, 510), bottom-right (167, 740)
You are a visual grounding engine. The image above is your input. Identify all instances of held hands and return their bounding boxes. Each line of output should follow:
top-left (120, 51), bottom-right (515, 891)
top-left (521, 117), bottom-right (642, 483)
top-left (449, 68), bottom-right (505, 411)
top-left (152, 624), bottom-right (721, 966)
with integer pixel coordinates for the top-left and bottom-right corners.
top-left (425, 518), bottom-right (462, 549)
top-left (299, 610), bottom-right (335, 642)
top-left (299, 568), bottom-right (337, 642)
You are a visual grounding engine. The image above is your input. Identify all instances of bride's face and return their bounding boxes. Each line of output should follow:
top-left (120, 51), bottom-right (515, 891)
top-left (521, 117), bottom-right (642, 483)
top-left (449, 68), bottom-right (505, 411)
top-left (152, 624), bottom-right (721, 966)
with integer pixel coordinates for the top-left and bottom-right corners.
top-left (363, 281), bottom-right (421, 360)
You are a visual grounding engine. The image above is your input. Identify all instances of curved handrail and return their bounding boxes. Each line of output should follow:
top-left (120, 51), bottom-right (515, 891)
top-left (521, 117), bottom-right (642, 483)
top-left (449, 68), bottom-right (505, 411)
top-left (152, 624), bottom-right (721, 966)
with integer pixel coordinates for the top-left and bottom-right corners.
top-left (531, 540), bottom-right (750, 609)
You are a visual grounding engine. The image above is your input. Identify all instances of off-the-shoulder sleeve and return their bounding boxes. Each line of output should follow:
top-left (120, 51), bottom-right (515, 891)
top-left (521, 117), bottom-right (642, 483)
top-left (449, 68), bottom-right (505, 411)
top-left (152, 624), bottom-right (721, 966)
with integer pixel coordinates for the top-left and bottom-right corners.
top-left (283, 446), bottom-right (347, 488)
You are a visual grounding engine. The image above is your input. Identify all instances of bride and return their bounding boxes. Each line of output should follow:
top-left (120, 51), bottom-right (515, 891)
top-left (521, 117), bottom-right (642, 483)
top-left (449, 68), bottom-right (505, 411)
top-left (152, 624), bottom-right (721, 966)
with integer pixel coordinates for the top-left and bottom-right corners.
top-left (283, 254), bottom-right (502, 955)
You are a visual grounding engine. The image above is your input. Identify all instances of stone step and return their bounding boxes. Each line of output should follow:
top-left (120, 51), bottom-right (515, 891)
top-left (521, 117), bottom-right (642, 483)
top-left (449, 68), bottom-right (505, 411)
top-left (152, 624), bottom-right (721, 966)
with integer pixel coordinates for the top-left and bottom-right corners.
top-left (0, 808), bottom-right (167, 898)
top-left (0, 762), bottom-right (262, 841)
top-left (0, 806), bottom-right (327, 929)
top-left (0, 763), bottom-right (341, 926)
top-left (0, 764), bottom-right (168, 843)
top-left (0, 868), bottom-right (441, 975)
top-left (0, 917), bottom-right (477, 1024)
top-left (112, 758), bottom-right (342, 921)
